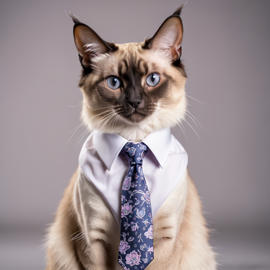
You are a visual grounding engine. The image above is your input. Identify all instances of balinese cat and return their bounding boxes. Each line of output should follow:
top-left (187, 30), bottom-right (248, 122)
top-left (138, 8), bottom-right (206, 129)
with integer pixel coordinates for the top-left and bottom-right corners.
top-left (45, 6), bottom-right (216, 270)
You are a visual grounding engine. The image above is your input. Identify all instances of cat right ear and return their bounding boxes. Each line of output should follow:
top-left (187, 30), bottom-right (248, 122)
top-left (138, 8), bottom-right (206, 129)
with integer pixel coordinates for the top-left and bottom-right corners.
top-left (68, 13), bottom-right (116, 69)
top-left (143, 6), bottom-right (184, 61)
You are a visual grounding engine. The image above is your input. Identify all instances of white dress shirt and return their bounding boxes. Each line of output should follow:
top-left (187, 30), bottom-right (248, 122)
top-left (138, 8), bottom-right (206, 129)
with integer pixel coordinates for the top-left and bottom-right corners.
top-left (79, 128), bottom-right (188, 225)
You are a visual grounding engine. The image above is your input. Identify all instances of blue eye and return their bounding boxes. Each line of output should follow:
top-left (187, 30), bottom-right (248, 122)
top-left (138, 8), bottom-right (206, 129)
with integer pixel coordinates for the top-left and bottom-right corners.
top-left (107, 76), bottom-right (121, 89)
top-left (146, 73), bottom-right (160, 87)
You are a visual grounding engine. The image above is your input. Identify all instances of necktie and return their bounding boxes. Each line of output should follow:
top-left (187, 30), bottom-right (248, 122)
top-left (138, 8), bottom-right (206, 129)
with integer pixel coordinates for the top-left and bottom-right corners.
top-left (118, 142), bottom-right (154, 270)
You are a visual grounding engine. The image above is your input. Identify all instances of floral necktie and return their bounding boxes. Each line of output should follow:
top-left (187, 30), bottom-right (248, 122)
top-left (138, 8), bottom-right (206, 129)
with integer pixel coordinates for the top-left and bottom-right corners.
top-left (118, 142), bottom-right (154, 270)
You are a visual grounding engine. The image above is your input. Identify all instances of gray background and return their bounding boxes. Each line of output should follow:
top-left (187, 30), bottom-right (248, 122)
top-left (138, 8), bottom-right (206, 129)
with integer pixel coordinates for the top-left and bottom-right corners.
top-left (1, 0), bottom-right (270, 269)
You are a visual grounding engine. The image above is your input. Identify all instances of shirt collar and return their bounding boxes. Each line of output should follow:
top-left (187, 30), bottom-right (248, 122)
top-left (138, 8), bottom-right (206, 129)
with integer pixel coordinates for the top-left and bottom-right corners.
top-left (142, 128), bottom-right (172, 168)
top-left (93, 128), bottom-right (172, 171)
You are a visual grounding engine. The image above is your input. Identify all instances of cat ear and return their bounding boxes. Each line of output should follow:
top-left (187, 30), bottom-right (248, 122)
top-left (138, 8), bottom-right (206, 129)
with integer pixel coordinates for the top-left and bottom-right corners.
top-left (68, 13), bottom-right (116, 69)
top-left (144, 6), bottom-right (184, 61)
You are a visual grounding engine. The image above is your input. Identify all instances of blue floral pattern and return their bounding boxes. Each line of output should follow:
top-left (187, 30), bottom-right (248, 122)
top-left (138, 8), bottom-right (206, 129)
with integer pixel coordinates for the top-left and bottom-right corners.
top-left (118, 142), bottom-right (153, 270)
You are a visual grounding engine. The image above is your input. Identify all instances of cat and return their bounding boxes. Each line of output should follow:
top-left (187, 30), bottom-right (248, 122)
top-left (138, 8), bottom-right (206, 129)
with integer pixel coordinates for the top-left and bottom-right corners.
top-left (45, 6), bottom-right (217, 270)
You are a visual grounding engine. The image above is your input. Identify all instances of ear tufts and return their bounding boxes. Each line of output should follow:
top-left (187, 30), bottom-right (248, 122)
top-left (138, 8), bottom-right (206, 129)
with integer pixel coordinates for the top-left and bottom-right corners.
top-left (66, 11), bottom-right (81, 24)
top-left (173, 5), bottom-right (184, 16)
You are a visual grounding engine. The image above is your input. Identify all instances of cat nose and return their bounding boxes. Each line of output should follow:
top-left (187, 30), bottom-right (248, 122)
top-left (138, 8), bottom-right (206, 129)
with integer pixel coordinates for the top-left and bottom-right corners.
top-left (126, 98), bottom-right (142, 109)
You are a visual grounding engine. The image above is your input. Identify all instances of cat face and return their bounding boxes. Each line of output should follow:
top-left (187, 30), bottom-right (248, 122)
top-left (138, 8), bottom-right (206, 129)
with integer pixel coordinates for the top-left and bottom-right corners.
top-left (70, 7), bottom-right (187, 141)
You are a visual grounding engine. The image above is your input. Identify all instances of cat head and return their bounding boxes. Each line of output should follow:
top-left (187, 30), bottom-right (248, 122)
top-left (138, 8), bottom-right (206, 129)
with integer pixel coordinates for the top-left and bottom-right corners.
top-left (70, 6), bottom-right (187, 141)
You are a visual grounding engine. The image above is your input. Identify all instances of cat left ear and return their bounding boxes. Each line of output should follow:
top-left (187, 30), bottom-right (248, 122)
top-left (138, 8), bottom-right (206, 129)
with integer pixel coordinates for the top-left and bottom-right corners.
top-left (143, 6), bottom-right (184, 61)
top-left (68, 13), bottom-right (116, 69)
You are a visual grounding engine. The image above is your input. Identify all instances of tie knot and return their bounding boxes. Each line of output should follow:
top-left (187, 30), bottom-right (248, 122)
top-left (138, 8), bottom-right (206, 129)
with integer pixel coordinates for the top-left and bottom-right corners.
top-left (121, 142), bottom-right (148, 166)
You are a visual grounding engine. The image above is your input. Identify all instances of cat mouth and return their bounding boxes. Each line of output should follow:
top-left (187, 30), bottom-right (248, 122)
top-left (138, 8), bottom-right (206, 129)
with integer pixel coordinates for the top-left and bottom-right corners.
top-left (124, 109), bottom-right (146, 123)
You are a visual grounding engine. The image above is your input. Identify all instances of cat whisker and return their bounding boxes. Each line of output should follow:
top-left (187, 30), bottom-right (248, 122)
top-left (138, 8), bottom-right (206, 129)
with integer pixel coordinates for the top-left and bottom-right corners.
top-left (159, 105), bottom-right (173, 109)
top-left (110, 113), bottom-right (121, 129)
top-left (113, 107), bottom-right (124, 113)
top-left (67, 122), bottom-right (85, 143)
top-left (186, 94), bottom-right (205, 104)
top-left (95, 111), bottom-right (117, 129)
top-left (67, 122), bottom-right (84, 135)
top-left (108, 109), bottom-right (121, 129)
top-left (164, 113), bottom-right (188, 142)
top-left (73, 108), bottom-right (124, 147)
top-left (90, 109), bottom-right (115, 121)
top-left (176, 121), bottom-right (188, 143)
top-left (184, 110), bottom-right (203, 129)
top-left (159, 103), bottom-right (179, 109)
top-left (89, 104), bottom-right (123, 111)
top-left (175, 108), bottom-right (202, 129)
top-left (89, 106), bottom-right (113, 111)
top-left (75, 127), bottom-right (89, 145)
top-left (109, 116), bottom-right (117, 129)
top-left (159, 103), bottom-right (202, 133)
top-left (75, 127), bottom-right (90, 149)
top-left (99, 112), bottom-right (118, 130)
top-left (94, 114), bottom-right (113, 127)
top-left (184, 112), bottom-right (200, 128)
top-left (158, 101), bottom-right (177, 105)
top-left (181, 117), bottom-right (200, 141)
top-left (116, 113), bottom-right (124, 126)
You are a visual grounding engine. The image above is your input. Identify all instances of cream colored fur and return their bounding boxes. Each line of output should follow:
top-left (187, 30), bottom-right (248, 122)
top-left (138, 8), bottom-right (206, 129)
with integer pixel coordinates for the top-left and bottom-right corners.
top-left (46, 169), bottom-right (216, 270)
top-left (81, 43), bottom-right (187, 142)
top-left (46, 14), bottom-right (216, 269)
